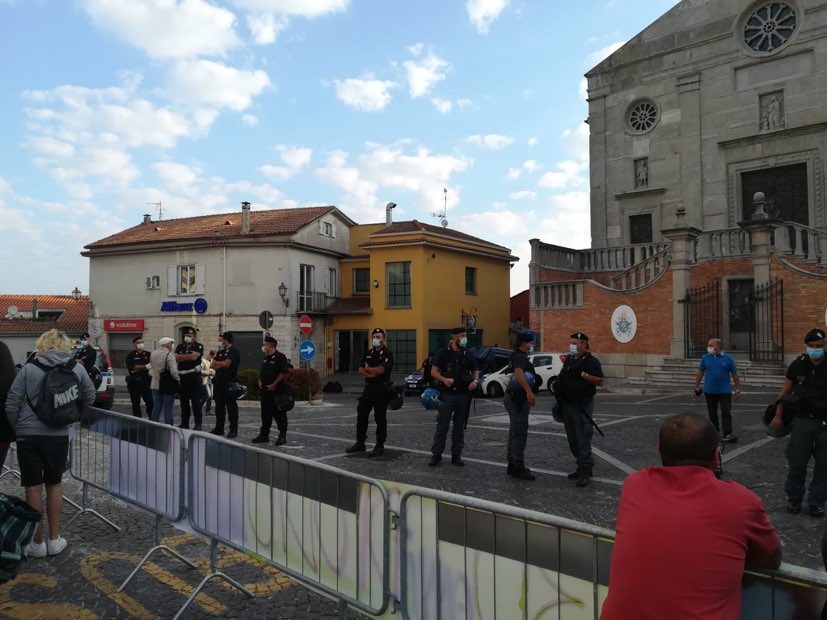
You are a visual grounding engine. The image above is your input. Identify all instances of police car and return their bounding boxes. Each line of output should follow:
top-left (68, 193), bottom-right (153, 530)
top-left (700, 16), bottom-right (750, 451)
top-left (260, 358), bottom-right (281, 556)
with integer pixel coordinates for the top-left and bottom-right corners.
top-left (71, 343), bottom-right (116, 409)
top-left (480, 352), bottom-right (566, 397)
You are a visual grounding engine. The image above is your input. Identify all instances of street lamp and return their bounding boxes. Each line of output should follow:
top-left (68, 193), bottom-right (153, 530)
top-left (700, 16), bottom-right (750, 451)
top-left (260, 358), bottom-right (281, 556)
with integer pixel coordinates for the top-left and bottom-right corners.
top-left (71, 287), bottom-right (82, 301)
top-left (278, 282), bottom-right (289, 307)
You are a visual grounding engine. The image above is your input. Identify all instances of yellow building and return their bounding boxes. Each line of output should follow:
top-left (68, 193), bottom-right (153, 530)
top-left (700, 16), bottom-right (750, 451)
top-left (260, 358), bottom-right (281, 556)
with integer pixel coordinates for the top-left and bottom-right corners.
top-left (326, 220), bottom-right (517, 375)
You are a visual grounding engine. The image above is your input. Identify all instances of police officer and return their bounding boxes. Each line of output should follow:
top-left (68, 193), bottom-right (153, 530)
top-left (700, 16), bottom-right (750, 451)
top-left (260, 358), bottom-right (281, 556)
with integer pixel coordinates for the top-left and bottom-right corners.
top-left (770, 328), bottom-right (827, 517)
top-left (125, 335), bottom-right (152, 418)
top-left (505, 332), bottom-right (537, 480)
top-left (429, 327), bottom-right (479, 467)
top-left (175, 327), bottom-right (204, 430)
top-left (209, 331), bottom-right (242, 438)
top-left (74, 332), bottom-right (97, 374)
top-left (557, 332), bottom-right (604, 487)
top-left (346, 328), bottom-right (393, 457)
top-left (252, 336), bottom-right (291, 446)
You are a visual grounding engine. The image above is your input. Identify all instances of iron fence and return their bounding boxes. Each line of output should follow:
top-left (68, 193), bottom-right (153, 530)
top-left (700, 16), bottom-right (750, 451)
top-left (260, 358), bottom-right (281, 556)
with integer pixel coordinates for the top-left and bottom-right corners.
top-left (749, 279), bottom-right (785, 363)
top-left (681, 281), bottom-right (721, 358)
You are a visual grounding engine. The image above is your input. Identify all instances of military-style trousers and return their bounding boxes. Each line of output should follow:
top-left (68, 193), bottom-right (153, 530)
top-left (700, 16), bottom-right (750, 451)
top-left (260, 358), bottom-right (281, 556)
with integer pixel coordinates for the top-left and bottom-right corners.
top-left (562, 400), bottom-right (595, 470)
top-left (504, 392), bottom-right (530, 461)
top-left (260, 391), bottom-right (287, 437)
top-left (356, 384), bottom-right (388, 445)
top-left (214, 383), bottom-right (239, 433)
top-left (785, 416), bottom-right (827, 507)
top-left (431, 392), bottom-right (470, 457)
top-left (179, 372), bottom-right (203, 428)
top-left (127, 377), bottom-right (152, 418)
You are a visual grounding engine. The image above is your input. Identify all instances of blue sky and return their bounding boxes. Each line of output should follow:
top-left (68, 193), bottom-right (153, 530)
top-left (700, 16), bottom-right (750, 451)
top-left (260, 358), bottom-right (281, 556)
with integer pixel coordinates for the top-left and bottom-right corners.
top-left (0, 0), bottom-right (680, 295)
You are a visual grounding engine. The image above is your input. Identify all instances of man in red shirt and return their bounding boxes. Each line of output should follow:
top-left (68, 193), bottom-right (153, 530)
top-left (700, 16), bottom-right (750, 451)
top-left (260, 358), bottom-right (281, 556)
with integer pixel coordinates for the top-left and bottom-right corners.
top-left (601, 413), bottom-right (781, 620)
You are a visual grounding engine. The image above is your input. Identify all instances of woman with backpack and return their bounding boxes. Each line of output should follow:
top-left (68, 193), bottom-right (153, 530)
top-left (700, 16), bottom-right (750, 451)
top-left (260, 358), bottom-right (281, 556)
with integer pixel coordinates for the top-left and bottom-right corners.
top-left (4, 329), bottom-right (96, 557)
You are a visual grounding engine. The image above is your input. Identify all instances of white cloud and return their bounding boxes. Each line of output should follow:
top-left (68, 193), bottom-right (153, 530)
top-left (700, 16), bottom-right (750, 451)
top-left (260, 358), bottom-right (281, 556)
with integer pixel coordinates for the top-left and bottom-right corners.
top-left (431, 97), bottom-right (452, 114)
top-left (456, 98), bottom-right (473, 109)
top-left (538, 160), bottom-right (588, 190)
top-left (505, 167), bottom-right (521, 180)
top-left (538, 190), bottom-right (591, 249)
top-left (527, 137), bottom-right (538, 146)
top-left (230, 0), bottom-right (349, 18)
top-left (334, 77), bottom-right (397, 112)
top-left (466, 0), bottom-right (511, 34)
top-left (408, 42), bottom-right (424, 56)
top-left (259, 145), bottom-right (313, 181)
top-left (82, 0), bottom-right (240, 59)
top-left (587, 41), bottom-right (624, 67)
top-left (246, 12), bottom-right (289, 44)
top-left (561, 122), bottom-right (590, 161)
top-left (241, 114), bottom-right (259, 126)
top-left (164, 60), bottom-right (270, 111)
top-left (510, 190), bottom-right (536, 200)
top-left (522, 159), bottom-right (540, 172)
top-left (467, 134), bottom-right (514, 150)
top-left (579, 77), bottom-right (589, 101)
top-left (404, 50), bottom-right (450, 98)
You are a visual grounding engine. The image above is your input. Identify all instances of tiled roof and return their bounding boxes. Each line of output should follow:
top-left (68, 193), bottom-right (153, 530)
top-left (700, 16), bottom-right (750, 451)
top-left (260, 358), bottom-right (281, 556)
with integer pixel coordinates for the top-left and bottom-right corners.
top-left (370, 219), bottom-right (511, 252)
top-left (0, 295), bottom-right (88, 335)
top-left (86, 206), bottom-right (339, 249)
top-left (326, 297), bottom-right (372, 315)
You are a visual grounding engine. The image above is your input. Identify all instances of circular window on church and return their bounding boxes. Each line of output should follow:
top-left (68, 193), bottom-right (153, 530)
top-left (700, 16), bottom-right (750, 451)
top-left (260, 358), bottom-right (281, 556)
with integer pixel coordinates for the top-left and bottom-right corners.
top-left (626, 99), bottom-right (659, 135)
top-left (742, 2), bottom-right (798, 55)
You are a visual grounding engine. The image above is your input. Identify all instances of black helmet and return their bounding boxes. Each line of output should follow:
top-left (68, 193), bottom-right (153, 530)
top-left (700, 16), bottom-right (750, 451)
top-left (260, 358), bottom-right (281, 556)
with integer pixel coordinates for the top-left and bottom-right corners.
top-left (387, 385), bottom-right (404, 411)
top-left (227, 382), bottom-right (247, 400)
top-left (763, 399), bottom-right (794, 438)
top-left (275, 394), bottom-right (295, 412)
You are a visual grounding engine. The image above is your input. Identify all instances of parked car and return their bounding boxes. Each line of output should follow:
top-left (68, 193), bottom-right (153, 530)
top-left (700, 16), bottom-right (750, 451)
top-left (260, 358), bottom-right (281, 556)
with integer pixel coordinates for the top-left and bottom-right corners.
top-left (480, 352), bottom-right (566, 397)
top-left (72, 344), bottom-right (115, 410)
top-left (403, 367), bottom-right (428, 395)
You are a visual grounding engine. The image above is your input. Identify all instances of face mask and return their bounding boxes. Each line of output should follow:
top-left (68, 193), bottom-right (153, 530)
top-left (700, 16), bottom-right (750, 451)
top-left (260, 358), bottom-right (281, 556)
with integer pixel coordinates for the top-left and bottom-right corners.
top-left (707, 347), bottom-right (716, 355)
top-left (261, 347), bottom-right (267, 354)
top-left (79, 340), bottom-right (88, 347)
top-left (218, 343), bottom-right (225, 350)
top-left (807, 347), bottom-right (825, 360)
top-left (569, 344), bottom-right (579, 354)
top-left (372, 338), bottom-right (381, 348)
top-left (185, 337), bottom-right (193, 344)
top-left (459, 337), bottom-right (468, 348)
top-left (527, 346), bottom-right (535, 355)
top-left (136, 343), bottom-right (144, 350)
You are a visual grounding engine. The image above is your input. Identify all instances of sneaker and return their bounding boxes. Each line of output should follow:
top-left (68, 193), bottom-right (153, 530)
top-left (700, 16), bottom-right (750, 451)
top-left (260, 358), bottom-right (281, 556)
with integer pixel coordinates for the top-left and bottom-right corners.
top-left (227, 430), bottom-right (238, 439)
top-left (810, 505), bottom-right (825, 518)
top-left (345, 443), bottom-right (366, 454)
top-left (451, 455), bottom-right (465, 467)
top-left (428, 455), bottom-right (442, 467)
top-left (251, 435), bottom-right (269, 444)
top-left (46, 536), bottom-right (67, 556)
top-left (26, 540), bottom-right (47, 558)
top-left (788, 499), bottom-right (802, 514)
top-left (274, 435), bottom-right (287, 446)
top-left (368, 444), bottom-right (384, 457)
top-left (722, 434), bottom-right (738, 444)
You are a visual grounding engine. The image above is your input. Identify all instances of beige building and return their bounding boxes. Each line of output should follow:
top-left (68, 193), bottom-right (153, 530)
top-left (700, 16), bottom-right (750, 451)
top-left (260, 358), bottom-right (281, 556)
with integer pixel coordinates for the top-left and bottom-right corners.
top-left (83, 203), bottom-right (355, 371)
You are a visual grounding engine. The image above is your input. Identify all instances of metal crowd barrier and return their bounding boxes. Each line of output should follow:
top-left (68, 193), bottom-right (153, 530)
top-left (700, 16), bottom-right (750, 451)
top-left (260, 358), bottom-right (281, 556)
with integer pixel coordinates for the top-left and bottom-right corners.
top-left (183, 433), bottom-right (390, 618)
top-left (399, 487), bottom-right (827, 620)
top-left (67, 408), bottom-right (198, 592)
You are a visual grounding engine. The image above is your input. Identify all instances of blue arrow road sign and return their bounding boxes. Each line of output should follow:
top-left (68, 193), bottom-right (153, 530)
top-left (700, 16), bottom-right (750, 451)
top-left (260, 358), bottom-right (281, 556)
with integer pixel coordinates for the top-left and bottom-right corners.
top-left (299, 340), bottom-right (316, 361)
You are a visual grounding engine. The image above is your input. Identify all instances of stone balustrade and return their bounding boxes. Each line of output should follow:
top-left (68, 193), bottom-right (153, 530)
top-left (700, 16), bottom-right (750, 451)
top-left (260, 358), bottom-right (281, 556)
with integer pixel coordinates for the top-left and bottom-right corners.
top-left (694, 228), bottom-right (751, 260)
top-left (532, 281), bottom-right (583, 309)
top-left (774, 222), bottom-right (827, 266)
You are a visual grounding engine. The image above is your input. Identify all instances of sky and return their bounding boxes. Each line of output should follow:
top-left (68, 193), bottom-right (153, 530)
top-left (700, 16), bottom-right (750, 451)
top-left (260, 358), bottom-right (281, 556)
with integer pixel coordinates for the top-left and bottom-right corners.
top-left (0, 0), bottom-right (681, 296)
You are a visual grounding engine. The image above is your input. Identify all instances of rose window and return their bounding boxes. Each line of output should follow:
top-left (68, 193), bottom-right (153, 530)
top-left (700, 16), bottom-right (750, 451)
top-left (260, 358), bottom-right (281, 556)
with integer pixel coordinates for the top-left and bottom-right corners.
top-left (743, 3), bottom-right (797, 54)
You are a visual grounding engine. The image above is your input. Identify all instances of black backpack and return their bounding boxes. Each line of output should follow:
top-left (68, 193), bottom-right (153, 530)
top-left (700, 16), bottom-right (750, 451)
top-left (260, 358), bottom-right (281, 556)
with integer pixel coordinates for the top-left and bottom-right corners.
top-left (26, 359), bottom-right (82, 427)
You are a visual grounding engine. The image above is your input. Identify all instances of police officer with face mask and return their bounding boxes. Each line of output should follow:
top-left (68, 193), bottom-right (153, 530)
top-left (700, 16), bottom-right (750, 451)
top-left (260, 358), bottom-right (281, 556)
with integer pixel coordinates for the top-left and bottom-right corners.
top-left (74, 332), bottom-right (97, 374)
top-left (770, 328), bottom-right (827, 517)
top-left (125, 335), bottom-right (152, 418)
top-left (252, 336), bottom-right (291, 446)
top-left (429, 327), bottom-right (479, 467)
top-left (346, 328), bottom-right (393, 457)
top-left (175, 327), bottom-right (204, 430)
top-left (209, 332), bottom-right (241, 439)
top-left (505, 332), bottom-right (537, 480)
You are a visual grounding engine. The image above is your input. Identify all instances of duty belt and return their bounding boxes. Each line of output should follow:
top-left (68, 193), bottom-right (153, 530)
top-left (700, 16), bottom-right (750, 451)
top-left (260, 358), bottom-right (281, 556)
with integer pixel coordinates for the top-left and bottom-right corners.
top-left (179, 368), bottom-right (200, 375)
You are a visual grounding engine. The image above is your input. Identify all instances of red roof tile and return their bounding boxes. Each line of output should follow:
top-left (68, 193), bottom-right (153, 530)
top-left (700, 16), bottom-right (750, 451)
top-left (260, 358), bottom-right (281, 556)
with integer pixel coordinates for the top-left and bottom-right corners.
top-left (86, 206), bottom-right (341, 249)
top-left (0, 295), bottom-right (88, 335)
top-left (370, 220), bottom-right (512, 252)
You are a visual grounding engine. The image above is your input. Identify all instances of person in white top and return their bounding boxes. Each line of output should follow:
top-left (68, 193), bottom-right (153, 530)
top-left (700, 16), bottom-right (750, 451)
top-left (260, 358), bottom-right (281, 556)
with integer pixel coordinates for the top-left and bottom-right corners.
top-left (149, 337), bottom-right (179, 425)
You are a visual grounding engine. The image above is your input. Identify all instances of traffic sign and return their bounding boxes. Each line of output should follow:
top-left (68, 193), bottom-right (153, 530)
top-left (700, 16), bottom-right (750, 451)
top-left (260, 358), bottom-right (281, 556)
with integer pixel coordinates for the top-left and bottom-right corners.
top-left (259, 310), bottom-right (274, 330)
top-left (298, 315), bottom-right (313, 335)
top-left (299, 340), bottom-right (316, 361)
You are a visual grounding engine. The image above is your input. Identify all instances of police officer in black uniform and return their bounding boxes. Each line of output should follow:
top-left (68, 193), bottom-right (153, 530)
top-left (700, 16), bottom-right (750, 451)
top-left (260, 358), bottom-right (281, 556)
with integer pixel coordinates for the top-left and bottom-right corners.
top-left (252, 336), bottom-right (291, 446)
top-left (770, 328), bottom-right (827, 517)
top-left (74, 332), bottom-right (97, 374)
top-left (346, 328), bottom-right (393, 457)
top-left (175, 327), bottom-right (204, 430)
top-left (504, 332), bottom-right (537, 480)
top-left (556, 332), bottom-right (604, 487)
top-left (429, 327), bottom-right (479, 467)
top-left (125, 335), bottom-right (152, 418)
top-left (209, 331), bottom-right (242, 438)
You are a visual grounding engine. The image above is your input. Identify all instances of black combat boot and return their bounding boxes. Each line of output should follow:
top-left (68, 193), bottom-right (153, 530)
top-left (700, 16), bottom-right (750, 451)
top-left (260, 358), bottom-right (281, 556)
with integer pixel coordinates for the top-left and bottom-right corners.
top-left (512, 461), bottom-right (536, 481)
top-left (345, 442), bottom-right (366, 454)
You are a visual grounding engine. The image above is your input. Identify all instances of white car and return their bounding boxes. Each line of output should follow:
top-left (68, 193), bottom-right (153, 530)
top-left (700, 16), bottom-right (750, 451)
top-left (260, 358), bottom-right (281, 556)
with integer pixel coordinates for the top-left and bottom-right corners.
top-left (481, 352), bottom-right (566, 397)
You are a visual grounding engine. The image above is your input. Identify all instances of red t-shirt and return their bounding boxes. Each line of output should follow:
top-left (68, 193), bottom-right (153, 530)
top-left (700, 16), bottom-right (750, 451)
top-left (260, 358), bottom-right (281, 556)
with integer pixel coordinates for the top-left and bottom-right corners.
top-left (600, 466), bottom-right (779, 620)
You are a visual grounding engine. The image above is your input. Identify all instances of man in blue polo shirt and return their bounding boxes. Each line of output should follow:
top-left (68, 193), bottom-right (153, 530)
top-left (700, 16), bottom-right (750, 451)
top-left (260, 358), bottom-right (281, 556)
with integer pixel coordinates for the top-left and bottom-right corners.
top-left (693, 338), bottom-right (741, 443)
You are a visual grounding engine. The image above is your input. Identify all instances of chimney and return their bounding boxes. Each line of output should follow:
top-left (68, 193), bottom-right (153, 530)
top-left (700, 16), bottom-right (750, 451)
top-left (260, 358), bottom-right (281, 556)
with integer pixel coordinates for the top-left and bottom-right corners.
top-left (31, 299), bottom-right (38, 320)
top-left (143, 213), bottom-right (152, 224)
top-left (385, 202), bottom-right (397, 226)
top-left (241, 201), bottom-right (251, 234)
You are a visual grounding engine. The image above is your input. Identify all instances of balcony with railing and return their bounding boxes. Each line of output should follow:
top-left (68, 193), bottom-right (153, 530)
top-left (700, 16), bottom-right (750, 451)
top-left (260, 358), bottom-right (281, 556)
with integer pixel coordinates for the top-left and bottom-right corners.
top-left (532, 239), bottom-right (669, 273)
top-left (296, 291), bottom-right (329, 314)
top-left (774, 222), bottom-right (827, 267)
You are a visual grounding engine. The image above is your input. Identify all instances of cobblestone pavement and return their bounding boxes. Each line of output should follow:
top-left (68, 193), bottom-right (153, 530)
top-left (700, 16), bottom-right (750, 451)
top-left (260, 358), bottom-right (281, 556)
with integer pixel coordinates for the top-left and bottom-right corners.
top-left (2, 385), bottom-right (822, 618)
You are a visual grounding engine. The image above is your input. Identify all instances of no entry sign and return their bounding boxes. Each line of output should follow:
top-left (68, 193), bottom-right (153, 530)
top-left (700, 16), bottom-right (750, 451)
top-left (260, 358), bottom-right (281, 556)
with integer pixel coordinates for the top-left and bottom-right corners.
top-left (298, 315), bottom-right (313, 335)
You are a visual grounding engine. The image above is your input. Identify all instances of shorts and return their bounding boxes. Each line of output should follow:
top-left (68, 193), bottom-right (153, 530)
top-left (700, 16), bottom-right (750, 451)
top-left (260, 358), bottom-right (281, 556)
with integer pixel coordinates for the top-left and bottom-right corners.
top-left (16, 436), bottom-right (70, 488)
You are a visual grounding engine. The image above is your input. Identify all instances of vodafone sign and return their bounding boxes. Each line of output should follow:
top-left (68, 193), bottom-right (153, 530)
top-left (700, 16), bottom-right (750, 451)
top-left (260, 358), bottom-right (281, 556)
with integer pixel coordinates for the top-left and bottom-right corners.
top-left (105, 319), bottom-right (145, 332)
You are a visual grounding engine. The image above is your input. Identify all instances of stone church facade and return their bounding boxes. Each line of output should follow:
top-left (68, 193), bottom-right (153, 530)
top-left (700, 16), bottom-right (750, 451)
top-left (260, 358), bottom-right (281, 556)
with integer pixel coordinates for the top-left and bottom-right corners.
top-left (530, 0), bottom-right (827, 383)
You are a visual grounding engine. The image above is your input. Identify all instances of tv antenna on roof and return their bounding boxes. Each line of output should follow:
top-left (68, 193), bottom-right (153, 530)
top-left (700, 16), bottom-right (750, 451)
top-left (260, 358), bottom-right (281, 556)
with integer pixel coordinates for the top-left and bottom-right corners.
top-left (430, 188), bottom-right (448, 228)
top-left (147, 202), bottom-right (162, 220)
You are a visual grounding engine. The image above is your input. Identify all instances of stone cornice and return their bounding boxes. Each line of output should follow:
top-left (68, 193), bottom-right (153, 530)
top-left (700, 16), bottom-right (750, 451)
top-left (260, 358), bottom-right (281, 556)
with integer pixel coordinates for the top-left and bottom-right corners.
top-left (717, 122), bottom-right (827, 149)
top-left (614, 187), bottom-right (666, 200)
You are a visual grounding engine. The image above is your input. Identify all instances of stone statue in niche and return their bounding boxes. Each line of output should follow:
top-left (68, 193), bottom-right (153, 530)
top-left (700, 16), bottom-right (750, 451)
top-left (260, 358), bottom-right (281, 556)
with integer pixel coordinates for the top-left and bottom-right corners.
top-left (634, 158), bottom-right (648, 189)
top-left (760, 92), bottom-right (784, 132)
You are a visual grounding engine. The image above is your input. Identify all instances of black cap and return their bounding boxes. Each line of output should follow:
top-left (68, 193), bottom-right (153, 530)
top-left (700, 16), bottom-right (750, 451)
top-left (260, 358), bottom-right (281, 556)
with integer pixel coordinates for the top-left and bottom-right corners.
top-left (516, 332), bottom-right (534, 344)
top-left (220, 331), bottom-right (234, 343)
top-left (263, 336), bottom-right (277, 345)
top-left (183, 327), bottom-right (196, 335)
top-left (371, 328), bottom-right (385, 336)
top-left (80, 332), bottom-right (90, 339)
top-left (132, 335), bottom-right (143, 343)
top-left (451, 326), bottom-right (466, 335)
top-left (805, 329), bottom-right (826, 343)
top-left (570, 332), bottom-right (589, 342)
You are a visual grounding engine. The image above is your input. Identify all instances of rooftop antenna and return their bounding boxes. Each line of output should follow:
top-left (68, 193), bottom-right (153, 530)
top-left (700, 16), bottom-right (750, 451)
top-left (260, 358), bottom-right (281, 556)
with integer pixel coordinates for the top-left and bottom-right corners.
top-left (430, 188), bottom-right (449, 228)
top-left (147, 201), bottom-right (162, 220)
